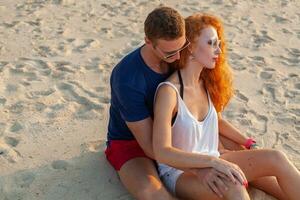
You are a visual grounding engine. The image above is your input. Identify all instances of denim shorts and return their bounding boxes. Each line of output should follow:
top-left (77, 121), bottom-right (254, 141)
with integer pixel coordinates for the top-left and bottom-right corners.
top-left (160, 167), bottom-right (184, 195)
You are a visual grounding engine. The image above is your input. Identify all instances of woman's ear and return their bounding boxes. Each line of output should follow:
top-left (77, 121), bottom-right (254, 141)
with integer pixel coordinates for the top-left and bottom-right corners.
top-left (187, 45), bottom-right (195, 57)
top-left (187, 44), bottom-right (194, 54)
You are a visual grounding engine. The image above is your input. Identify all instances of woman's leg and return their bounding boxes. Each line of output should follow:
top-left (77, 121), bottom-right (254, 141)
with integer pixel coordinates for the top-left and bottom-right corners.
top-left (175, 168), bottom-right (250, 200)
top-left (220, 149), bottom-right (300, 200)
top-left (118, 157), bottom-right (176, 200)
top-left (250, 176), bottom-right (286, 200)
top-left (220, 135), bottom-right (286, 199)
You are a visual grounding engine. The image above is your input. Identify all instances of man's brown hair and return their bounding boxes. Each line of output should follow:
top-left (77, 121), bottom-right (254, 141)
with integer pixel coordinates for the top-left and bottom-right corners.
top-left (144, 6), bottom-right (185, 42)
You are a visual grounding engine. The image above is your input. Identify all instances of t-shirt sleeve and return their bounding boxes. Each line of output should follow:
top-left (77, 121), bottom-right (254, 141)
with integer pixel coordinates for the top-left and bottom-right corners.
top-left (115, 83), bottom-right (150, 122)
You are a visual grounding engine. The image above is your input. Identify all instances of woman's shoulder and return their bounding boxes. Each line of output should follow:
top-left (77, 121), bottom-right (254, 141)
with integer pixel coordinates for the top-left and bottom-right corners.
top-left (164, 72), bottom-right (180, 90)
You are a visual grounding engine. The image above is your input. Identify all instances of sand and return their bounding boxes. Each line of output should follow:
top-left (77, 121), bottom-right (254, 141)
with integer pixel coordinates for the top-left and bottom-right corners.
top-left (0, 0), bottom-right (299, 199)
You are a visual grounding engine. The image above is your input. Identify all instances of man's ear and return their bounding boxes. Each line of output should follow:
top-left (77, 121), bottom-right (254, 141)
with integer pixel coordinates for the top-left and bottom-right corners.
top-left (145, 36), bottom-right (151, 45)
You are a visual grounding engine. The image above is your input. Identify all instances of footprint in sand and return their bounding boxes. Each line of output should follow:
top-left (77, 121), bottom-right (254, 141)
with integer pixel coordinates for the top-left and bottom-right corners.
top-left (6, 84), bottom-right (19, 93)
top-left (1, 21), bottom-right (19, 28)
top-left (281, 132), bottom-right (300, 155)
top-left (80, 140), bottom-right (104, 153)
top-left (5, 137), bottom-right (20, 147)
top-left (259, 68), bottom-right (276, 80)
top-left (14, 171), bottom-right (36, 188)
top-left (275, 113), bottom-right (297, 125)
top-left (35, 102), bottom-right (47, 112)
top-left (36, 45), bottom-right (58, 57)
top-left (8, 101), bottom-right (25, 114)
top-left (0, 122), bottom-right (6, 136)
top-left (271, 14), bottom-right (291, 24)
top-left (248, 56), bottom-right (266, 67)
top-left (235, 90), bottom-right (249, 103)
top-left (26, 88), bottom-right (55, 99)
top-left (0, 97), bottom-right (7, 106)
top-left (84, 57), bottom-right (101, 71)
top-left (0, 61), bottom-right (8, 72)
top-left (0, 139), bottom-right (20, 163)
top-left (51, 160), bottom-right (70, 170)
top-left (246, 110), bottom-right (268, 135)
top-left (279, 55), bottom-right (299, 67)
top-left (251, 30), bottom-right (275, 48)
top-left (262, 83), bottom-right (285, 105)
top-left (54, 61), bottom-right (77, 73)
top-left (70, 38), bottom-right (100, 53)
top-left (57, 82), bottom-right (103, 112)
top-left (9, 66), bottom-right (39, 81)
top-left (229, 53), bottom-right (248, 71)
top-left (282, 28), bottom-right (293, 35)
top-left (294, 82), bottom-right (300, 90)
top-left (10, 121), bottom-right (23, 133)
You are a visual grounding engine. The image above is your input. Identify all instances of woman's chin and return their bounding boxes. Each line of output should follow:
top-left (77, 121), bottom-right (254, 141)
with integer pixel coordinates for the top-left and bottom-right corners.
top-left (205, 64), bottom-right (216, 69)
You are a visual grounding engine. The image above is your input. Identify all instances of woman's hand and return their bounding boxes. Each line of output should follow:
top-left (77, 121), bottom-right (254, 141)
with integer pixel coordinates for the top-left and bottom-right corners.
top-left (190, 168), bottom-right (231, 198)
top-left (211, 158), bottom-right (248, 186)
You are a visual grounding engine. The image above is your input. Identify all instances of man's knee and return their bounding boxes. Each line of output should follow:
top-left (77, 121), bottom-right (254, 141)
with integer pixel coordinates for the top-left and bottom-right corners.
top-left (135, 177), bottom-right (173, 200)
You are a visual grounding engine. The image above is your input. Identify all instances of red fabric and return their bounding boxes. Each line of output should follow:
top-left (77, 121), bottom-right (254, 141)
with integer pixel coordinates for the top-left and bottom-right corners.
top-left (105, 140), bottom-right (150, 171)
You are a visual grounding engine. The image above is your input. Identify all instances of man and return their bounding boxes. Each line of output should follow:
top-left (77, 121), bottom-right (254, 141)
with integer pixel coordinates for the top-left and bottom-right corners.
top-left (105, 6), bottom-right (229, 199)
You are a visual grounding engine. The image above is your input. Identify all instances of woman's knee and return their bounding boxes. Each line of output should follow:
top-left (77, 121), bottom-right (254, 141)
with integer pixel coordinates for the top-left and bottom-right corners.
top-left (267, 149), bottom-right (288, 164)
top-left (224, 182), bottom-right (249, 200)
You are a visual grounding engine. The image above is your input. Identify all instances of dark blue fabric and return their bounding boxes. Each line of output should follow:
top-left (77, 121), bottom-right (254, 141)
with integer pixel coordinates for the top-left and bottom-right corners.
top-left (107, 46), bottom-right (169, 141)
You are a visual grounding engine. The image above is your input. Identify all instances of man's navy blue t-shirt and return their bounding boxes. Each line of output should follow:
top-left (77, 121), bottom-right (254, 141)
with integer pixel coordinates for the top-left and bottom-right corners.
top-left (107, 46), bottom-right (170, 141)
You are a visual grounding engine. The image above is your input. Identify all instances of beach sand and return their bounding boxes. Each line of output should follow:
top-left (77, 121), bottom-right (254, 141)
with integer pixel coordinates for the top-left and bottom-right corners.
top-left (0, 0), bottom-right (299, 199)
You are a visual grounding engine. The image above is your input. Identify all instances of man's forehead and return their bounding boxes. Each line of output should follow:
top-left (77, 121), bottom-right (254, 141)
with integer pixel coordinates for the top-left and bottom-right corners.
top-left (156, 36), bottom-right (186, 51)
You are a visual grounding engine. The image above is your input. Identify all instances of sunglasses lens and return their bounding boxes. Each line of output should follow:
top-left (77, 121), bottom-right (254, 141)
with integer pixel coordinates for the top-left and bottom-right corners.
top-left (164, 40), bottom-right (190, 59)
top-left (208, 39), bottom-right (221, 50)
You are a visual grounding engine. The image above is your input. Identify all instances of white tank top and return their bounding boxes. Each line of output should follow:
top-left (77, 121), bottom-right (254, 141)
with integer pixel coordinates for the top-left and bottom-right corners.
top-left (154, 81), bottom-right (220, 176)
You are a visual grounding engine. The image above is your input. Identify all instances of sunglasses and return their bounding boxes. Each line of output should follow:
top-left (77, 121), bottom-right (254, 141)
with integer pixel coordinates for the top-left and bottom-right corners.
top-left (208, 38), bottom-right (222, 51)
top-left (155, 38), bottom-right (191, 59)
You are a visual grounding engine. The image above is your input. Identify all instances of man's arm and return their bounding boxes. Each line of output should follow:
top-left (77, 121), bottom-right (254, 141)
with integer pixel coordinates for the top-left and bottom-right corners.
top-left (126, 117), bottom-right (155, 159)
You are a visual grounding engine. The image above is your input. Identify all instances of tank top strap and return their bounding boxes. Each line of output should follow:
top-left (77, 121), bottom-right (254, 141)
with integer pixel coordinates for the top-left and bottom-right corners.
top-left (153, 81), bottom-right (184, 110)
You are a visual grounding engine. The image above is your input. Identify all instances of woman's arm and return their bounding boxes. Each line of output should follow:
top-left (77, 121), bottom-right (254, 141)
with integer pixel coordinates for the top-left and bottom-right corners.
top-left (153, 85), bottom-right (248, 184)
top-left (218, 113), bottom-right (248, 146)
top-left (153, 85), bottom-right (217, 169)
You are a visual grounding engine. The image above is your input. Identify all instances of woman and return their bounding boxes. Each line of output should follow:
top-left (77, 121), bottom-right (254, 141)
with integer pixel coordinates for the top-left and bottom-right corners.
top-left (153, 13), bottom-right (300, 200)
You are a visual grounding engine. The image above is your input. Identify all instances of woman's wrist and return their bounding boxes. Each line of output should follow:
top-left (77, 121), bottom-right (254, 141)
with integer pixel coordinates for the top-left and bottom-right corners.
top-left (244, 138), bottom-right (257, 149)
top-left (210, 157), bottom-right (222, 168)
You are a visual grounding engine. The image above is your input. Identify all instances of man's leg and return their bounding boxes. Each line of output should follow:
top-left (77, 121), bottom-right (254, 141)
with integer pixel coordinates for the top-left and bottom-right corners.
top-left (118, 157), bottom-right (176, 200)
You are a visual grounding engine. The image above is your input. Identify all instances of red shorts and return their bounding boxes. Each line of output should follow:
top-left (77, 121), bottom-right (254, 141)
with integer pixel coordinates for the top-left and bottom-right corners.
top-left (105, 140), bottom-right (151, 171)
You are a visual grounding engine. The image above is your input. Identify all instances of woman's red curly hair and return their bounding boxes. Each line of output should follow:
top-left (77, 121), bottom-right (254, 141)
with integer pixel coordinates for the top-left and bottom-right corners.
top-left (172, 13), bottom-right (234, 113)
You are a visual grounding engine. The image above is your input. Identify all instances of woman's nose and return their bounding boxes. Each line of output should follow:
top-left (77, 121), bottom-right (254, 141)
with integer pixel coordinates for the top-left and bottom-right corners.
top-left (215, 46), bottom-right (222, 55)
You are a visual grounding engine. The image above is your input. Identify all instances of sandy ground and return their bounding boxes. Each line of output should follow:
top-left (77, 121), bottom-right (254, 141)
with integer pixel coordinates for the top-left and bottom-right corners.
top-left (0, 0), bottom-right (299, 199)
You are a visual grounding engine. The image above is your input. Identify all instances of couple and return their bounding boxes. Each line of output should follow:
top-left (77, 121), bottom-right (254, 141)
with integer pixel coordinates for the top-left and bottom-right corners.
top-left (105, 6), bottom-right (300, 200)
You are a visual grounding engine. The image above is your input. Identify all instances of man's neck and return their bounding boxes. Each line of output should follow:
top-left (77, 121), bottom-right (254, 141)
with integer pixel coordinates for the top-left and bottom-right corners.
top-left (140, 45), bottom-right (169, 74)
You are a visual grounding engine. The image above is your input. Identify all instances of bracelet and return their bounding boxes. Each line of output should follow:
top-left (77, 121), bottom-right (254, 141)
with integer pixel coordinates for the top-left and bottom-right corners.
top-left (250, 143), bottom-right (259, 149)
top-left (244, 138), bottom-right (256, 149)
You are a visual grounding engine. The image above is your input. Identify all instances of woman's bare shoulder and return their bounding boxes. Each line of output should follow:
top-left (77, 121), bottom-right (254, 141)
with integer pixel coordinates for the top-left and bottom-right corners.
top-left (165, 71), bottom-right (180, 89)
